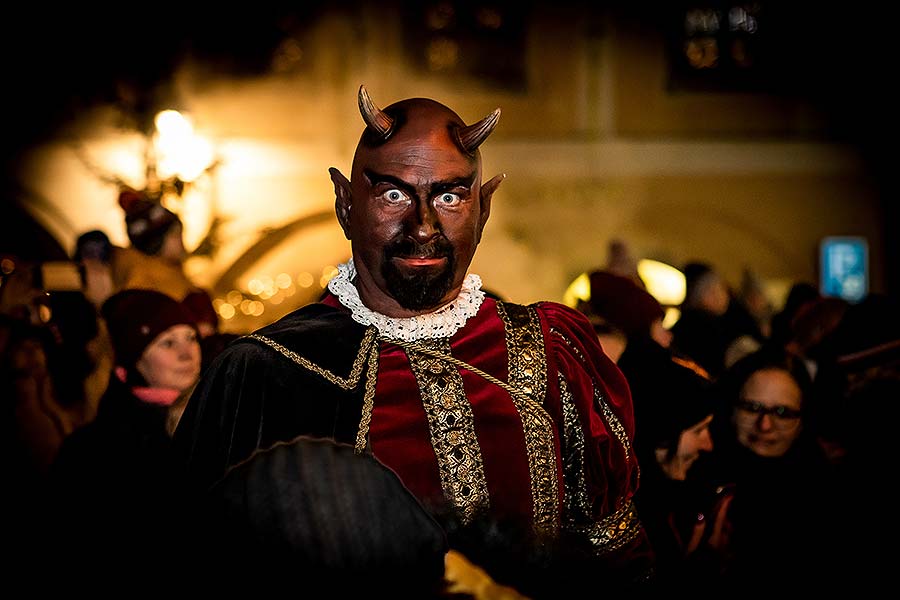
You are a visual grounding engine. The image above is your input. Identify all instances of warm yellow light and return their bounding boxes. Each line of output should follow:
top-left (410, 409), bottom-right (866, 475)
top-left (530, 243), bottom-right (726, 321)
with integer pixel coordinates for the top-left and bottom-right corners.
top-left (155, 110), bottom-right (192, 138)
top-left (247, 279), bottom-right (264, 296)
top-left (562, 272), bottom-right (591, 308)
top-left (153, 109), bottom-right (215, 182)
top-left (218, 303), bottom-right (236, 319)
top-left (637, 259), bottom-right (686, 307)
top-left (663, 307), bottom-right (681, 329)
top-left (275, 273), bottom-right (292, 289)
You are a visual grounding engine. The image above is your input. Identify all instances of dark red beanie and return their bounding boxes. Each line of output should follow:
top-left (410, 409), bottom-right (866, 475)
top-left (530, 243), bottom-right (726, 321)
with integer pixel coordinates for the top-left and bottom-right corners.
top-left (588, 270), bottom-right (665, 339)
top-left (182, 289), bottom-right (219, 330)
top-left (101, 289), bottom-right (198, 370)
top-left (118, 188), bottom-right (180, 256)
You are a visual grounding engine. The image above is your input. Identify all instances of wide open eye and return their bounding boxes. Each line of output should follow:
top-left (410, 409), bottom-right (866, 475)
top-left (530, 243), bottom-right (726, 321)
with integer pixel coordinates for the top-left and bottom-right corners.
top-left (381, 188), bottom-right (409, 203)
top-left (435, 192), bottom-right (461, 206)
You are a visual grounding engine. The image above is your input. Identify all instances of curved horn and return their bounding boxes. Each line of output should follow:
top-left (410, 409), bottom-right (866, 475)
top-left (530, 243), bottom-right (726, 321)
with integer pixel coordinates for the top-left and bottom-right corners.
top-left (457, 108), bottom-right (501, 154)
top-left (358, 85), bottom-right (394, 139)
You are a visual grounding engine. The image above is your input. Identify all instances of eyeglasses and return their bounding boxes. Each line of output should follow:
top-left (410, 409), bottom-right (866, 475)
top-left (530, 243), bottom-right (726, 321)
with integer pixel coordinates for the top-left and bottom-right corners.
top-left (735, 399), bottom-right (802, 427)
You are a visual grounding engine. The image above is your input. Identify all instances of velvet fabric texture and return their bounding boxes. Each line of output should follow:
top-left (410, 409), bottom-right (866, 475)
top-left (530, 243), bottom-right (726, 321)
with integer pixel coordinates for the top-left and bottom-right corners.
top-left (588, 270), bottom-right (665, 339)
top-left (173, 294), bottom-right (654, 594)
top-left (203, 436), bottom-right (448, 593)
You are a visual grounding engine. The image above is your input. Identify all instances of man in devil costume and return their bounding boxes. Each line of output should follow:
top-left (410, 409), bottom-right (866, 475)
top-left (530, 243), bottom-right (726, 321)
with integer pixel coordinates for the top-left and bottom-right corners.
top-left (173, 86), bottom-right (655, 595)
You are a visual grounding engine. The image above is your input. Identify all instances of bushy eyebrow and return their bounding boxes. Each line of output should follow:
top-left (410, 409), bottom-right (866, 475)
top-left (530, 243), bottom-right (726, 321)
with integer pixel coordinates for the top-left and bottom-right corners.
top-left (363, 169), bottom-right (416, 196)
top-left (364, 169), bottom-right (477, 199)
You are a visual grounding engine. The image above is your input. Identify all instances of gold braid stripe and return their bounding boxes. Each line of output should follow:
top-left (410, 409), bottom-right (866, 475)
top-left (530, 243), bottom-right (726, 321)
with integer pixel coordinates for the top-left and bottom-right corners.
top-left (406, 339), bottom-right (490, 523)
top-left (558, 373), bottom-right (592, 526)
top-left (247, 329), bottom-right (377, 390)
top-left (355, 342), bottom-right (380, 453)
top-left (496, 302), bottom-right (559, 535)
top-left (550, 327), bottom-right (631, 462)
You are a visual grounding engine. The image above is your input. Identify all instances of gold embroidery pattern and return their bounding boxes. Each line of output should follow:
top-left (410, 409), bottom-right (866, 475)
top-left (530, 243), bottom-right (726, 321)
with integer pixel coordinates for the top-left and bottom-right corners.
top-left (406, 338), bottom-right (489, 524)
top-left (354, 342), bottom-right (380, 454)
top-left (596, 388), bottom-right (631, 462)
top-left (558, 374), bottom-right (592, 526)
top-left (581, 500), bottom-right (642, 556)
top-left (498, 302), bottom-right (559, 534)
top-left (550, 327), bottom-right (631, 462)
top-left (248, 329), bottom-right (376, 389)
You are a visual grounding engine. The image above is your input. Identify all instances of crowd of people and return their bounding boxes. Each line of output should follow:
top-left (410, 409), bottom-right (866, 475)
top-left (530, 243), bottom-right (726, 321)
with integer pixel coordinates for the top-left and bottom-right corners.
top-left (581, 246), bottom-right (899, 593)
top-left (2, 86), bottom-right (898, 595)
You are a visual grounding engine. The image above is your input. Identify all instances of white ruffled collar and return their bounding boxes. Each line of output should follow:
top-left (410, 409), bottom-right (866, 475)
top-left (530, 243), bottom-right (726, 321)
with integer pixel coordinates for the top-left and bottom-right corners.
top-left (327, 258), bottom-right (485, 342)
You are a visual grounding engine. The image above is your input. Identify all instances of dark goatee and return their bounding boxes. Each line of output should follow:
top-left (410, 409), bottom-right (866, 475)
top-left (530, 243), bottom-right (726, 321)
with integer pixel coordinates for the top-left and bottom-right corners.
top-left (381, 238), bottom-right (456, 311)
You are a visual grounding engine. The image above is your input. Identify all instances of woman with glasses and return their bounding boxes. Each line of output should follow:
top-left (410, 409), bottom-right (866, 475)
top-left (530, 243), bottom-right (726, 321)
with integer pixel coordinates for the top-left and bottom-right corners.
top-left (687, 346), bottom-right (851, 593)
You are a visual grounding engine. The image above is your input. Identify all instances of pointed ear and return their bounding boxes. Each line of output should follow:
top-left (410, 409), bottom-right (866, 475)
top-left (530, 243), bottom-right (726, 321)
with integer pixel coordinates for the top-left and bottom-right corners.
top-left (477, 173), bottom-right (505, 238)
top-left (330, 167), bottom-right (353, 240)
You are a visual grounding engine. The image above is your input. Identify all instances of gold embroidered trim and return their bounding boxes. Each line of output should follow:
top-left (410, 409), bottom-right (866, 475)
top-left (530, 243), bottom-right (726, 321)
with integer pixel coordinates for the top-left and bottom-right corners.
top-left (355, 342), bottom-right (380, 453)
top-left (558, 374), bottom-right (592, 526)
top-left (550, 327), bottom-right (631, 462)
top-left (576, 499), bottom-right (642, 556)
top-left (498, 302), bottom-right (559, 534)
top-left (248, 329), bottom-right (377, 389)
top-left (595, 388), bottom-right (631, 462)
top-left (498, 303), bottom-right (547, 402)
top-left (406, 338), bottom-right (490, 524)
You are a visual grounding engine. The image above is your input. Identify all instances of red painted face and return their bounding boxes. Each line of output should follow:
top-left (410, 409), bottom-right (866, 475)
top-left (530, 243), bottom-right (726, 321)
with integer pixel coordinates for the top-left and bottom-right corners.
top-left (332, 98), bottom-right (503, 317)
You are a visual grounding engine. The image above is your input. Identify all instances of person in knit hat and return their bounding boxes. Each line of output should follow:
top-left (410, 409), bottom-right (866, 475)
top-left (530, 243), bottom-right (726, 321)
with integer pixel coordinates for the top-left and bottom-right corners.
top-left (100, 288), bottom-right (200, 389)
top-left (47, 289), bottom-right (201, 574)
top-left (118, 187), bottom-right (181, 256)
top-left (110, 187), bottom-right (201, 302)
top-left (586, 270), bottom-right (673, 352)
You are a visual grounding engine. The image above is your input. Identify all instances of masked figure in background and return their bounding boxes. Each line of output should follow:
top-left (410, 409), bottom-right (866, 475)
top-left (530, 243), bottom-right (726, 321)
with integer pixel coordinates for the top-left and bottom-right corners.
top-left (174, 86), bottom-right (654, 595)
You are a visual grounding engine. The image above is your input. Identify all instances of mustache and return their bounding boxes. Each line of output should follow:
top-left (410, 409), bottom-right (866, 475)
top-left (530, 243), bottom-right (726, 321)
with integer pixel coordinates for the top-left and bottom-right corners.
top-left (385, 237), bottom-right (453, 259)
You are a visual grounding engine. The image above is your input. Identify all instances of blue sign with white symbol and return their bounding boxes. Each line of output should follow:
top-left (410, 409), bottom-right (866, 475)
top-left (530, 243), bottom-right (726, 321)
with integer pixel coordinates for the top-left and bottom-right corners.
top-left (820, 236), bottom-right (868, 302)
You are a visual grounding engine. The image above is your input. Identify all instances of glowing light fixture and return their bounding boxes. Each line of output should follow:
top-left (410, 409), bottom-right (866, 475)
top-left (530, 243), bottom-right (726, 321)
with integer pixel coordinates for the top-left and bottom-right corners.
top-left (637, 259), bottom-right (686, 307)
top-left (562, 272), bottom-right (591, 308)
top-left (153, 110), bottom-right (215, 182)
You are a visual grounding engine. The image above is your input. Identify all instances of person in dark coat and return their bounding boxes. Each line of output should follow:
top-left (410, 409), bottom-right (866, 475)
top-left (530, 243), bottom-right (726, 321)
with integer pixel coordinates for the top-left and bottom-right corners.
top-left (619, 342), bottom-right (718, 590)
top-left (46, 289), bottom-right (201, 575)
top-left (690, 346), bottom-right (851, 593)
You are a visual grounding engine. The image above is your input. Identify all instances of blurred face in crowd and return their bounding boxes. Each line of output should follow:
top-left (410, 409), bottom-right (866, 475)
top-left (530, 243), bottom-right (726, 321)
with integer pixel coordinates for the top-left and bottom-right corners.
top-left (657, 414), bottom-right (714, 481)
top-left (597, 329), bottom-right (628, 363)
top-left (650, 317), bottom-right (673, 349)
top-left (733, 367), bottom-right (803, 458)
top-left (136, 324), bottom-right (201, 392)
top-left (699, 273), bottom-right (731, 316)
